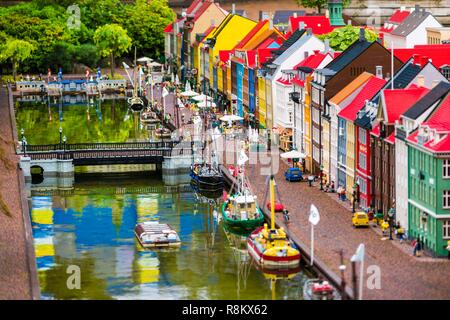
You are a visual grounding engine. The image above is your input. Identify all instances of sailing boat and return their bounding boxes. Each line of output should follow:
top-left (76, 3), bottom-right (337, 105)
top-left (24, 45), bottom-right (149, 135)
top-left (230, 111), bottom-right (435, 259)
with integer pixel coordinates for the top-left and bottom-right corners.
top-left (246, 175), bottom-right (300, 269)
top-left (190, 116), bottom-right (224, 195)
top-left (127, 48), bottom-right (144, 111)
top-left (221, 148), bottom-right (264, 230)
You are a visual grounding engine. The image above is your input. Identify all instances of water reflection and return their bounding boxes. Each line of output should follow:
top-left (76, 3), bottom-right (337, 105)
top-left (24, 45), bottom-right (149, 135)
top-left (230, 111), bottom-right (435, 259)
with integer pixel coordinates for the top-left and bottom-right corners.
top-left (16, 97), bottom-right (149, 144)
top-left (30, 175), bottom-right (309, 299)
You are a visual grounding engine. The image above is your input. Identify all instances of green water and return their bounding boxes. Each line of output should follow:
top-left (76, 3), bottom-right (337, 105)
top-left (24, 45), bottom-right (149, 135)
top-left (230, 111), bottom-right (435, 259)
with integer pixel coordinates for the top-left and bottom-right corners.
top-left (30, 175), bottom-right (311, 300)
top-left (15, 97), bottom-right (149, 144)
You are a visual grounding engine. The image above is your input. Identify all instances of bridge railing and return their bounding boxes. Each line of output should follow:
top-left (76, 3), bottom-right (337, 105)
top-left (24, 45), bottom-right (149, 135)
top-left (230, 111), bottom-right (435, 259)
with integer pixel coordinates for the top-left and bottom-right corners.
top-left (25, 141), bottom-right (179, 152)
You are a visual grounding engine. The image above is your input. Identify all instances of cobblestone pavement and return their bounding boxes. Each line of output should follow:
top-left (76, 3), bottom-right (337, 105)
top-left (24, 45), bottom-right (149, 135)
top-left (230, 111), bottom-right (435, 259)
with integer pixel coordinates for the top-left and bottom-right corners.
top-left (0, 87), bottom-right (34, 299)
top-left (243, 152), bottom-right (450, 300)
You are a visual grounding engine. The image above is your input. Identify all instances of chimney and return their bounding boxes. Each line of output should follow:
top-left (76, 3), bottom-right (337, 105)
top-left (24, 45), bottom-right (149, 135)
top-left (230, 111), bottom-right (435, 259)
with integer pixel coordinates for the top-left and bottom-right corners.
top-left (293, 12), bottom-right (298, 18)
top-left (376, 66), bottom-right (383, 79)
top-left (232, 3), bottom-right (235, 14)
top-left (420, 56), bottom-right (429, 68)
top-left (400, 6), bottom-right (405, 11)
top-left (416, 75), bottom-right (425, 87)
top-left (410, 7), bottom-right (415, 13)
top-left (415, 4), bottom-right (420, 12)
top-left (413, 54), bottom-right (421, 66)
top-left (307, 28), bottom-right (312, 36)
top-left (347, 20), bottom-right (352, 25)
top-left (313, 49), bottom-right (320, 55)
top-left (299, 21), bottom-right (305, 30)
top-left (304, 51), bottom-right (309, 59)
top-left (211, 19), bottom-right (215, 27)
top-left (359, 27), bottom-right (365, 42)
top-left (324, 38), bottom-right (330, 53)
top-left (243, 11), bottom-right (247, 18)
top-left (325, 9), bottom-right (329, 19)
top-left (269, 14), bottom-right (273, 30)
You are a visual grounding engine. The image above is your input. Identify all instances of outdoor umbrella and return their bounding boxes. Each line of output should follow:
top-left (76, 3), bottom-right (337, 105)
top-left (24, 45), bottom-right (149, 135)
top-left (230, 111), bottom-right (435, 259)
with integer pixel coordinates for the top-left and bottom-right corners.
top-left (180, 90), bottom-right (199, 97)
top-left (280, 149), bottom-right (306, 168)
top-left (192, 94), bottom-right (213, 102)
top-left (137, 57), bottom-right (153, 63)
top-left (220, 114), bottom-right (243, 122)
top-left (197, 100), bottom-right (216, 108)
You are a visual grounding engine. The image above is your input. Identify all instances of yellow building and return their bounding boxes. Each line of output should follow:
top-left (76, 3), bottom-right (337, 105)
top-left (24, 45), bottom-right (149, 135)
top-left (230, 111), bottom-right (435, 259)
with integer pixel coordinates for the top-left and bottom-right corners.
top-left (193, 26), bottom-right (216, 88)
top-left (206, 14), bottom-right (257, 91)
top-left (258, 76), bottom-right (267, 128)
top-left (303, 75), bottom-right (313, 172)
top-left (426, 27), bottom-right (450, 44)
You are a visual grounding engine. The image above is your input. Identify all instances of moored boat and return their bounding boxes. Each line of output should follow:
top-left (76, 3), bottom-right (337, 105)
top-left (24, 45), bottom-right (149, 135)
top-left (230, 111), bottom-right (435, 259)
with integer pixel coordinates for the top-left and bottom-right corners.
top-left (128, 96), bottom-right (144, 111)
top-left (190, 163), bottom-right (224, 192)
top-left (222, 191), bottom-right (264, 230)
top-left (155, 127), bottom-right (171, 138)
top-left (246, 175), bottom-right (300, 269)
top-left (135, 221), bottom-right (181, 248)
top-left (303, 279), bottom-right (338, 300)
top-left (140, 109), bottom-right (160, 124)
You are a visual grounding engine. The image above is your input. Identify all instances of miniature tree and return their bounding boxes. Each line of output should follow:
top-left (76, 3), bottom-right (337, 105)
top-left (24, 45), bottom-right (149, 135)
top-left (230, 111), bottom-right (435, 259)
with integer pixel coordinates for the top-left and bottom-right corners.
top-left (93, 24), bottom-right (132, 78)
top-left (0, 39), bottom-right (35, 81)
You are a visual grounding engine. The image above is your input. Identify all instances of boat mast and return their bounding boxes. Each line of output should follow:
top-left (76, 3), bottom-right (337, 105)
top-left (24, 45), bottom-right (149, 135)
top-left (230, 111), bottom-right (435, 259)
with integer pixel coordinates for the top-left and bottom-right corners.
top-left (270, 175), bottom-right (275, 230)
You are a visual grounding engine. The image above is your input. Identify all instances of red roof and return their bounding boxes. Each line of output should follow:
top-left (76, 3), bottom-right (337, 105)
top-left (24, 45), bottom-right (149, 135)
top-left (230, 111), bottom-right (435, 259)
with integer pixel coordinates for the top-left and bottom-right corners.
top-left (257, 48), bottom-right (274, 67)
top-left (193, 1), bottom-right (213, 22)
top-left (186, 0), bottom-right (203, 14)
top-left (371, 124), bottom-right (380, 137)
top-left (219, 50), bottom-right (232, 63)
top-left (292, 77), bottom-right (305, 87)
top-left (379, 10), bottom-right (410, 33)
top-left (164, 23), bottom-right (173, 33)
top-left (247, 50), bottom-right (257, 68)
top-left (289, 16), bottom-right (334, 35)
top-left (235, 20), bottom-right (268, 50)
top-left (338, 77), bottom-right (387, 122)
top-left (389, 9), bottom-right (411, 23)
top-left (392, 45), bottom-right (450, 69)
top-left (294, 51), bottom-right (330, 70)
top-left (385, 132), bottom-right (396, 144)
top-left (276, 76), bottom-right (292, 85)
top-left (422, 95), bottom-right (450, 132)
top-left (382, 87), bottom-right (430, 124)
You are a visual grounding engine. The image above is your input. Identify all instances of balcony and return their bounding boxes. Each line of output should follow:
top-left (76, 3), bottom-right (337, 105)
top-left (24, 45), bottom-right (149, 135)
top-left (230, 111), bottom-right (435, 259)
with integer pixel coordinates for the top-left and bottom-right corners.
top-left (289, 91), bottom-right (301, 104)
top-left (396, 127), bottom-right (407, 141)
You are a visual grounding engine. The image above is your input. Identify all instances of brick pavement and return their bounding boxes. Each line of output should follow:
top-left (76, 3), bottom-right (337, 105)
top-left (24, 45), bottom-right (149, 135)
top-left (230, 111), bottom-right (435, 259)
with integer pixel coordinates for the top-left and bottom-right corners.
top-left (0, 87), bottom-right (38, 299)
top-left (245, 153), bottom-right (450, 300)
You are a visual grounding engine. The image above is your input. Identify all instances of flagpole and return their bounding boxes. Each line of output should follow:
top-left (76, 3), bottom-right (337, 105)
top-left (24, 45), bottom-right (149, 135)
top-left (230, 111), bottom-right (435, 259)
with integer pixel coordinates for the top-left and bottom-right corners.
top-left (391, 41), bottom-right (394, 90)
top-left (310, 224), bottom-right (314, 266)
top-left (359, 253), bottom-right (364, 300)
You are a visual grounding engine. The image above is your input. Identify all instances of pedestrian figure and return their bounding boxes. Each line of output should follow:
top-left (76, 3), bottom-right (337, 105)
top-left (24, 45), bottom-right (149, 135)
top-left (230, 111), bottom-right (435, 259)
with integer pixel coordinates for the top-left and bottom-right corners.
top-left (308, 175), bottom-right (314, 187)
top-left (446, 240), bottom-right (450, 260)
top-left (412, 238), bottom-right (418, 256)
top-left (330, 181), bottom-right (335, 193)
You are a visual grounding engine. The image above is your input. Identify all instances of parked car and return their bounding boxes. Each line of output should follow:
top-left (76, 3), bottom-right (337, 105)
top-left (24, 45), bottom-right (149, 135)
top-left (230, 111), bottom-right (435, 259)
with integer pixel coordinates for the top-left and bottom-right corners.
top-left (352, 212), bottom-right (369, 228)
top-left (284, 167), bottom-right (303, 182)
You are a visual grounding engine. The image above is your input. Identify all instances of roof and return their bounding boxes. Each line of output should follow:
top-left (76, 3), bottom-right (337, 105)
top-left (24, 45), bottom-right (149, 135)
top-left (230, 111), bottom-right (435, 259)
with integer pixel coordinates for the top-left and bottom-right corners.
top-left (392, 44), bottom-right (450, 69)
top-left (164, 23), bottom-right (173, 33)
top-left (294, 51), bottom-right (330, 70)
top-left (276, 76), bottom-right (292, 85)
top-left (289, 16), bottom-right (334, 35)
top-left (272, 33), bottom-right (312, 67)
top-left (380, 9), bottom-right (410, 33)
top-left (235, 20), bottom-right (268, 49)
top-left (385, 132), bottom-right (396, 144)
top-left (423, 94), bottom-right (450, 131)
top-left (329, 72), bottom-right (373, 105)
top-left (186, 0), bottom-right (203, 14)
top-left (324, 38), bottom-right (372, 74)
top-left (271, 28), bottom-right (305, 58)
top-left (407, 95), bottom-right (450, 152)
top-left (382, 86), bottom-right (430, 124)
top-left (338, 76), bottom-right (387, 122)
top-left (391, 7), bottom-right (432, 37)
top-left (403, 81), bottom-right (450, 120)
top-left (273, 11), bottom-right (305, 25)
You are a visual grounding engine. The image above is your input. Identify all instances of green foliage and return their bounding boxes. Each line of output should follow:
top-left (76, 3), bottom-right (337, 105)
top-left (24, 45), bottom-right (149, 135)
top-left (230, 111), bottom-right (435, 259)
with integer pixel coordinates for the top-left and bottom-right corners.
top-left (318, 25), bottom-right (378, 51)
top-left (93, 24), bottom-right (132, 60)
top-left (0, 0), bottom-right (175, 73)
top-left (0, 39), bottom-right (35, 79)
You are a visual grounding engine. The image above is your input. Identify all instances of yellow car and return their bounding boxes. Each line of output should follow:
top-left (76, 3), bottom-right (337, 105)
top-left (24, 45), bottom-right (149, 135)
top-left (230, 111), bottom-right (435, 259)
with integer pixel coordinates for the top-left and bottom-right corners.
top-left (352, 212), bottom-right (369, 228)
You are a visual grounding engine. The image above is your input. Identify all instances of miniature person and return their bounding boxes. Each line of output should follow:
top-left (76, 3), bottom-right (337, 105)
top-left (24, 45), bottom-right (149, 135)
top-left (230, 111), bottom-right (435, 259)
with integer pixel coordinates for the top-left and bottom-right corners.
top-left (330, 181), bottom-right (335, 193)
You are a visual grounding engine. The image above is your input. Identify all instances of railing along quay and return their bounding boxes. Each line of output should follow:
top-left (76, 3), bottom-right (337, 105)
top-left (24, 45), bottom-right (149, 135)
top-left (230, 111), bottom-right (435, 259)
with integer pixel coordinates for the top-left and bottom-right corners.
top-left (25, 141), bottom-right (178, 152)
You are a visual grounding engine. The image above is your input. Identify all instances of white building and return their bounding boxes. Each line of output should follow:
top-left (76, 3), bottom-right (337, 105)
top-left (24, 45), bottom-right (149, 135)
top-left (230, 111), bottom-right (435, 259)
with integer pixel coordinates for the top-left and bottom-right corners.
top-left (384, 5), bottom-right (442, 49)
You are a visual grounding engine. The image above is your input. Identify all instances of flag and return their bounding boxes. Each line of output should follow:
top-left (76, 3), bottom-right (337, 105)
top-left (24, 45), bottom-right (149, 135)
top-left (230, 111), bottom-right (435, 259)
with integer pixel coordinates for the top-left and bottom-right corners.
top-left (351, 243), bottom-right (365, 262)
top-left (309, 204), bottom-right (320, 226)
top-left (122, 62), bottom-right (131, 69)
top-left (175, 74), bottom-right (180, 86)
top-left (85, 69), bottom-right (90, 79)
top-left (97, 67), bottom-right (101, 79)
top-left (47, 68), bottom-right (51, 78)
top-left (185, 81), bottom-right (191, 92)
top-left (162, 87), bottom-right (170, 98)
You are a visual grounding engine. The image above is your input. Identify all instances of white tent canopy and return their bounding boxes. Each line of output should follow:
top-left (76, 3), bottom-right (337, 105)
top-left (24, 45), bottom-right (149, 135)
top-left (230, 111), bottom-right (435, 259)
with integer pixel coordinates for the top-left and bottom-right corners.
top-left (220, 114), bottom-right (243, 122)
top-left (137, 57), bottom-right (153, 63)
top-left (180, 90), bottom-right (199, 97)
top-left (197, 100), bottom-right (216, 108)
top-left (192, 94), bottom-right (213, 102)
top-left (280, 150), bottom-right (306, 159)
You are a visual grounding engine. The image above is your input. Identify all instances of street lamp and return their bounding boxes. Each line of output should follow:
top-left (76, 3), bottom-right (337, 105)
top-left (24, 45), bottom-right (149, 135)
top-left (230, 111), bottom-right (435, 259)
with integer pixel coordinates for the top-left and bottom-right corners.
top-left (20, 128), bottom-right (24, 140)
top-left (319, 164), bottom-right (324, 190)
top-left (59, 126), bottom-right (63, 145)
top-left (22, 137), bottom-right (27, 156)
top-left (62, 135), bottom-right (67, 153)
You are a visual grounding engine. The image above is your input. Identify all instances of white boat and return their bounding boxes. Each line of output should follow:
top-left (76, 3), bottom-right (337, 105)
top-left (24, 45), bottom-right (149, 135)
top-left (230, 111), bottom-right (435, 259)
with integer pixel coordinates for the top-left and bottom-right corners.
top-left (135, 221), bottom-right (181, 248)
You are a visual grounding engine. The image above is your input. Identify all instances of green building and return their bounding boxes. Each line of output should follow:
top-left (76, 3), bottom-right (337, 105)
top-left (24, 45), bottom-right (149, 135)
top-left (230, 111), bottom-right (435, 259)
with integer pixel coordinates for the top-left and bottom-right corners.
top-left (328, 0), bottom-right (345, 26)
top-left (407, 94), bottom-right (450, 257)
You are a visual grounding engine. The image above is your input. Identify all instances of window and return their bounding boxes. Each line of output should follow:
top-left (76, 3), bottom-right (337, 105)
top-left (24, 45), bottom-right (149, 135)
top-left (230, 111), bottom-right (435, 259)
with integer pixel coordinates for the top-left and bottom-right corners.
top-left (313, 145), bottom-right (320, 162)
top-left (443, 190), bottom-right (450, 209)
top-left (359, 178), bottom-right (367, 194)
top-left (443, 159), bottom-right (450, 178)
top-left (443, 220), bottom-right (450, 239)
top-left (312, 87), bottom-right (320, 105)
top-left (312, 108), bottom-right (320, 124)
top-left (358, 127), bottom-right (366, 145)
top-left (359, 152), bottom-right (367, 170)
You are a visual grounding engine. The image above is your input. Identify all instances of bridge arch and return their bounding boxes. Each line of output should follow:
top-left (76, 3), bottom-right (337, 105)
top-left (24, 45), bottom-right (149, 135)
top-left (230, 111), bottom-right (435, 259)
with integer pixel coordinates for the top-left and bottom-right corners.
top-left (30, 165), bottom-right (44, 184)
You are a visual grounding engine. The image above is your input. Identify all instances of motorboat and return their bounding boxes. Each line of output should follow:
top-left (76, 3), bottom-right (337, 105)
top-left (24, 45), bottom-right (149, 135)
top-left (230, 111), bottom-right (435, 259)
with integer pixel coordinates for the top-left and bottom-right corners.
top-left (246, 175), bottom-right (300, 269)
top-left (303, 279), bottom-right (338, 300)
top-left (141, 109), bottom-right (160, 124)
top-left (155, 127), bottom-right (171, 138)
top-left (135, 221), bottom-right (181, 248)
top-left (190, 163), bottom-right (224, 192)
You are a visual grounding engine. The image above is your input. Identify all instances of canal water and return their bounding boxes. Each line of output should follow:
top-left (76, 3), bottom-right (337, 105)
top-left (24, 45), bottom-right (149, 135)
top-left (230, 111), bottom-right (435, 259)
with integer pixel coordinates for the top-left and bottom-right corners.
top-left (18, 95), bottom-right (313, 299)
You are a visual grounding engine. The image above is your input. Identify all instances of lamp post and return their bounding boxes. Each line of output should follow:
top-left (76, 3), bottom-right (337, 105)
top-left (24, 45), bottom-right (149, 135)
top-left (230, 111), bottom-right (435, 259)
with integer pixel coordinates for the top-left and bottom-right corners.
top-left (22, 137), bottom-right (27, 156)
top-left (20, 128), bottom-right (24, 141)
top-left (59, 126), bottom-right (63, 146)
top-left (319, 164), bottom-right (324, 190)
top-left (352, 183), bottom-right (357, 213)
top-left (62, 135), bottom-right (67, 153)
